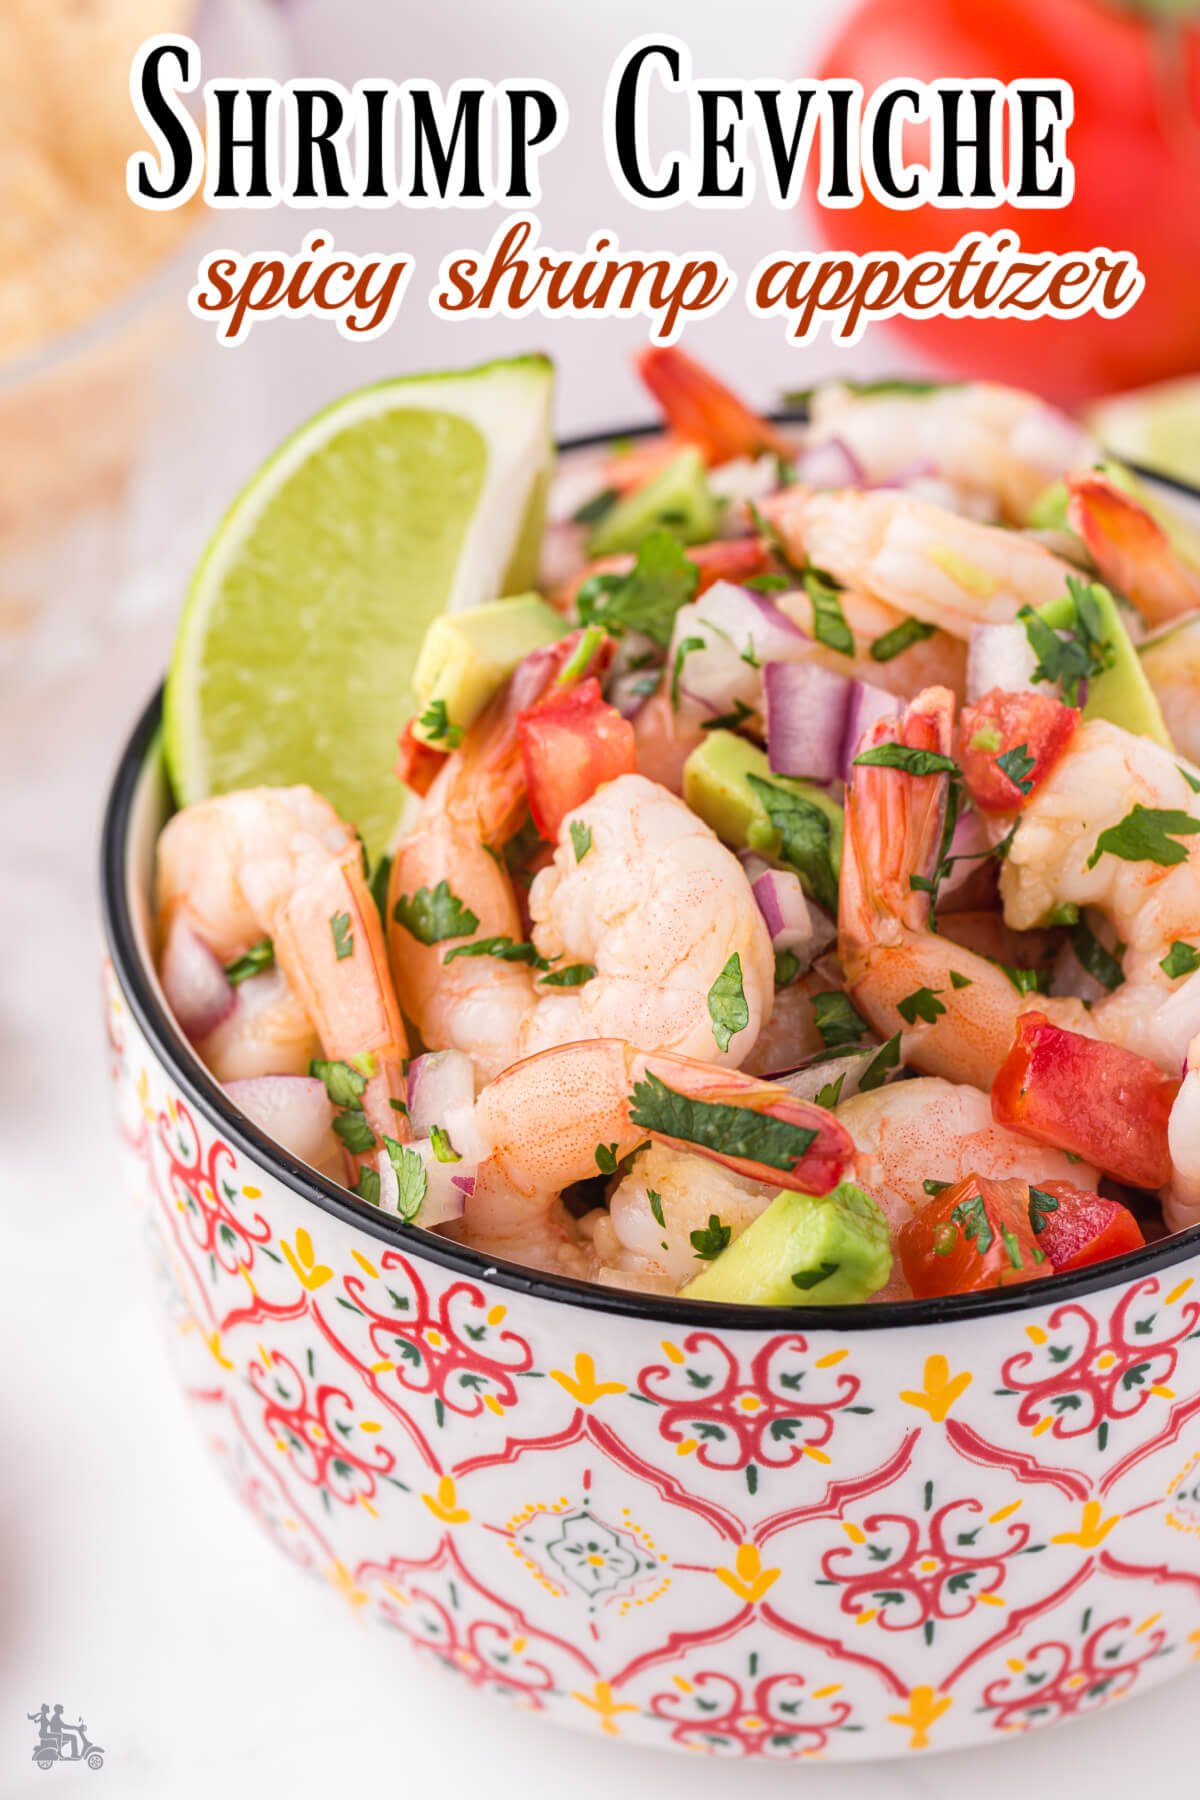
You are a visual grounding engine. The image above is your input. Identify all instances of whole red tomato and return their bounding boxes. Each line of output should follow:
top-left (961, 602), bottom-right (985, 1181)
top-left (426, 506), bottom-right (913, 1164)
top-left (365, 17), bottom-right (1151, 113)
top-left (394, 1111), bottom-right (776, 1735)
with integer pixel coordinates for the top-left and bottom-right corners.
top-left (814, 0), bottom-right (1200, 401)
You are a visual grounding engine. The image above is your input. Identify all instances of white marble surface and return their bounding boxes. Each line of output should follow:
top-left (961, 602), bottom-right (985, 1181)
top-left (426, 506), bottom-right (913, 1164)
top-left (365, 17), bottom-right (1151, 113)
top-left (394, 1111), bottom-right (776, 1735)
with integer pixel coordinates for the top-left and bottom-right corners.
top-left (3, 0), bottom-right (1199, 1791)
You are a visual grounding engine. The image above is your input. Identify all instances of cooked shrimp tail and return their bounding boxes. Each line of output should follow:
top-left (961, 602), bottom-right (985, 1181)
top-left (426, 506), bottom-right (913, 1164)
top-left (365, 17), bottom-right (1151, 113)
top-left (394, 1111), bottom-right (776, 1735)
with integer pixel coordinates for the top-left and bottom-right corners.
top-left (1067, 472), bottom-right (1200, 627)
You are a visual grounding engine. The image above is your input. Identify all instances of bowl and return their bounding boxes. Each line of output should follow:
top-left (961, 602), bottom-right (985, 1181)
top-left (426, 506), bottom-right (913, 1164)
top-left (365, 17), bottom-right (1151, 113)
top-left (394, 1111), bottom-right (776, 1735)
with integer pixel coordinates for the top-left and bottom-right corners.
top-left (100, 436), bottom-right (1200, 1763)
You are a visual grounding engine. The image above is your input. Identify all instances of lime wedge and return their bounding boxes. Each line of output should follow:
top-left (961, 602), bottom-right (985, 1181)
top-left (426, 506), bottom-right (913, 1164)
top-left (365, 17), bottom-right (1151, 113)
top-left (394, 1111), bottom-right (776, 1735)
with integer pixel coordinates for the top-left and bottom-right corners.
top-left (164, 355), bottom-right (554, 856)
top-left (1087, 379), bottom-right (1200, 489)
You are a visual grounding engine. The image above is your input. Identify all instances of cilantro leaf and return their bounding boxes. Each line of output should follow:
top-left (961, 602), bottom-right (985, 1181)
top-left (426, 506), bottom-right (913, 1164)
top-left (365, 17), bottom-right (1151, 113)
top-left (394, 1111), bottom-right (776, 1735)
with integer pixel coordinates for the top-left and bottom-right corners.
top-left (330, 910), bottom-right (354, 961)
top-left (1071, 920), bottom-right (1125, 991)
top-left (383, 1136), bottom-right (427, 1220)
top-left (897, 986), bottom-right (947, 1025)
top-left (745, 774), bottom-right (839, 915)
top-left (995, 743), bottom-right (1036, 796)
top-left (1179, 765), bottom-right (1200, 795)
top-left (629, 1071), bottom-right (817, 1173)
top-left (870, 618), bottom-right (936, 663)
top-left (774, 948), bottom-right (800, 989)
top-left (648, 1188), bottom-right (666, 1228)
top-left (923, 1178), bottom-right (951, 1196)
top-left (859, 1032), bottom-right (902, 1091)
top-left (950, 1191), bottom-right (994, 1256)
top-left (418, 698), bottom-right (464, 748)
top-left (595, 1143), bottom-right (619, 1175)
top-left (690, 1214), bottom-right (732, 1260)
top-left (1161, 940), bottom-right (1200, 979)
top-left (853, 743), bottom-right (960, 778)
top-left (1018, 577), bottom-right (1115, 706)
top-left (570, 819), bottom-right (592, 862)
top-left (575, 530), bottom-right (699, 647)
top-left (791, 1259), bottom-right (840, 1291)
top-left (996, 961), bottom-right (1043, 995)
top-left (811, 990), bottom-right (868, 1049)
top-left (443, 935), bottom-right (549, 968)
top-left (1086, 805), bottom-right (1200, 871)
top-left (225, 937), bottom-right (275, 985)
top-left (368, 851), bottom-right (392, 926)
top-left (813, 1072), bottom-right (846, 1110)
top-left (571, 487), bottom-right (618, 526)
top-left (539, 962), bottom-right (596, 987)
top-left (699, 698), bottom-right (755, 732)
top-left (805, 571), bottom-right (854, 656)
top-left (671, 634), bottom-right (706, 709)
top-left (310, 1058), bottom-right (368, 1108)
top-left (430, 1124), bottom-right (461, 1163)
top-left (707, 952), bottom-right (749, 1054)
top-left (393, 881), bottom-right (480, 945)
top-left (333, 1109), bottom-right (376, 1154)
top-left (355, 1166), bottom-right (381, 1207)
top-left (1028, 1186), bottom-right (1060, 1235)
top-left (950, 970), bottom-right (973, 989)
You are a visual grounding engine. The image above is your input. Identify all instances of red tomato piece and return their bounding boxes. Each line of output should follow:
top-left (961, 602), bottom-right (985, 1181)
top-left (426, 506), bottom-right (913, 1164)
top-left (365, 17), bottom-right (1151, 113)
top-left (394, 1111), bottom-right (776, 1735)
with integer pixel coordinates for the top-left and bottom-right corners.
top-left (992, 1012), bottom-right (1179, 1189)
top-left (635, 346), bottom-right (793, 465)
top-left (394, 720), bottom-right (448, 797)
top-left (1029, 1179), bottom-right (1144, 1272)
top-left (899, 1172), bottom-right (1051, 1298)
top-left (959, 688), bottom-right (1079, 814)
top-left (517, 679), bottom-right (637, 840)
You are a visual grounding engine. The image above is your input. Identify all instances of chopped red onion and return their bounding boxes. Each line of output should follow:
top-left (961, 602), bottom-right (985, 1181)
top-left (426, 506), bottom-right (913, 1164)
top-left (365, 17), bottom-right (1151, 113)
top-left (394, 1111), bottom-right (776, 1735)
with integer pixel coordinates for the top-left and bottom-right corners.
top-left (738, 849), bottom-right (771, 885)
top-left (840, 681), bottom-right (901, 779)
top-left (966, 622), bottom-right (1039, 704)
top-left (161, 919), bottom-right (235, 1042)
top-left (793, 436), bottom-right (865, 489)
top-left (407, 1049), bottom-right (476, 1139)
top-left (695, 581), bottom-right (809, 658)
top-left (225, 1076), bottom-right (335, 1168)
top-left (609, 668), bottom-right (660, 719)
top-left (450, 1173), bottom-right (476, 1197)
top-left (405, 1139), bottom-right (470, 1229)
top-left (773, 1045), bottom-right (891, 1106)
top-left (752, 868), bottom-right (812, 950)
top-left (764, 662), bottom-right (849, 782)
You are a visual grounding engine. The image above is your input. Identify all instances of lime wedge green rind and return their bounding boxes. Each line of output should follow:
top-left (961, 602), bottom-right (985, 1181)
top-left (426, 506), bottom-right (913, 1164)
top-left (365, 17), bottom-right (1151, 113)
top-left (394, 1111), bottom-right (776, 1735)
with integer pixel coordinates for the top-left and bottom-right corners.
top-left (164, 355), bottom-right (554, 859)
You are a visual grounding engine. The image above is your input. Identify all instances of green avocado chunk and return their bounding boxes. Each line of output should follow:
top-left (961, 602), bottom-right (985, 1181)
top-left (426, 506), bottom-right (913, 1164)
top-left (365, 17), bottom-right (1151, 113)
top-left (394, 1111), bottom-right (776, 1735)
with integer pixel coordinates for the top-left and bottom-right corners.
top-left (682, 731), bottom-right (843, 912)
top-left (684, 1181), bottom-right (892, 1306)
top-left (410, 593), bottom-right (565, 744)
top-left (587, 446), bottom-right (719, 556)
top-left (1036, 581), bottom-right (1172, 748)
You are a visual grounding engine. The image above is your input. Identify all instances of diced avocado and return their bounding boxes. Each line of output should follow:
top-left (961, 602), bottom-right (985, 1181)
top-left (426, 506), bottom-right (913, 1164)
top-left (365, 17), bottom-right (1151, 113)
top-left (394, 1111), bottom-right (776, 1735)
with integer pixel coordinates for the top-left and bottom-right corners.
top-left (1027, 481), bottom-right (1070, 532)
top-left (411, 593), bottom-right (565, 744)
top-left (1036, 582), bottom-right (1172, 748)
top-left (683, 731), bottom-right (843, 909)
top-left (684, 1181), bottom-right (892, 1306)
top-left (587, 446), bottom-right (719, 556)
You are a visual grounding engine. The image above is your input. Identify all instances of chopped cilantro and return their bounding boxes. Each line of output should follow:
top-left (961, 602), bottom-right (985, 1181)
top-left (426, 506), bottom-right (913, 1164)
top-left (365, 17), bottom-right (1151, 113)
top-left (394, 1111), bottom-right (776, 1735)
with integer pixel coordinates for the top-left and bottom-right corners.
top-left (812, 990), bottom-right (868, 1048)
top-left (870, 618), bottom-right (936, 663)
top-left (813, 1072), bottom-right (847, 1110)
top-left (572, 486), bottom-right (618, 526)
top-left (368, 851), bottom-right (392, 926)
top-left (1086, 805), bottom-right (1200, 871)
top-left (1018, 576), bottom-right (1115, 706)
top-left (595, 1143), bottom-right (619, 1175)
top-left (859, 1032), bottom-right (902, 1091)
top-left (699, 699), bottom-right (756, 732)
top-left (853, 743), bottom-right (961, 778)
top-left (539, 962), bottom-right (596, 987)
top-left (995, 743), bottom-right (1036, 795)
top-left (310, 1058), bottom-right (367, 1108)
top-left (996, 962), bottom-right (1043, 996)
top-left (1179, 765), bottom-right (1200, 795)
top-left (383, 1136), bottom-right (427, 1220)
top-left (443, 935), bottom-right (549, 968)
top-left (648, 1188), bottom-right (666, 1229)
top-left (773, 948), bottom-right (801, 989)
top-left (393, 881), bottom-right (479, 945)
top-left (950, 970), bottom-right (973, 990)
top-left (740, 638), bottom-right (763, 666)
top-left (570, 819), bottom-right (592, 862)
top-left (690, 1214), bottom-right (732, 1261)
top-left (1071, 920), bottom-right (1125, 990)
top-left (708, 953), bottom-right (749, 1053)
top-left (791, 1259), bottom-right (840, 1290)
top-left (923, 1178), bottom-right (951, 1196)
top-left (418, 698), bottom-right (464, 748)
top-left (897, 985), bottom-right (947, 1025)
top-left (225, 937), bottom-right (275, 985)
top-left (629, 1071), bottom-right (817, 1172)
top-left (1162, 940), bottom-right (1200, 979)
top-left (355, 1166), bottom-right (381, 1207)
top-left (330, 910), bottom-right (354, 961)
top-left (575, 530), bottom-right (699, 647)
top-left (1000, 1225), bottom-right (1024, 1270)
top-left (671, 634), bottom-right (706, 709)
top-left (333, 1110), bottom-right (376, 1155)
top-left (1028, 1186), bottom-right (1060, 1234)
top-left (951, 1191), bottom-right (994, 1255)
top-left (745, 774), bottom-right (839, 915)
top-left (805, 571), bottom-right (854, 656)
top-left (743, 573), bottom-right (790, 594)
top-left (430, 1124), bottom-right (461, 1164)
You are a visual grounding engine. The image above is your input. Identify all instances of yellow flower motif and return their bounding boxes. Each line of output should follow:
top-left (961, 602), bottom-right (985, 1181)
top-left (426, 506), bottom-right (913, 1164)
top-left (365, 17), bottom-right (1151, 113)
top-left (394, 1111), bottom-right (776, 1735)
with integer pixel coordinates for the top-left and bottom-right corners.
top-left (1187, 1629), bottom-right (1200, 1662)
top-left (888, 1685), bottom-right (952, 1750)
top-left (900, 1354), bottom-right (972, 1423)
top-left (715, 1543), bottom-right (780, 1604)
top-left (1051, 1500), bottom-right (1121, 1549)
top-left (571, 1680), bottom-right (638, 1736)
top-left (280, 1226), bottom-right (333, 1291)
top-left (204, 1330), bottom-right (234, 1371)
top-left (328, 1560), bottom-right (368, 1607)
top-left (549, 1352), bottom-right (627, 1405)
top-left (422, 1476), bottom-right (470, 1524)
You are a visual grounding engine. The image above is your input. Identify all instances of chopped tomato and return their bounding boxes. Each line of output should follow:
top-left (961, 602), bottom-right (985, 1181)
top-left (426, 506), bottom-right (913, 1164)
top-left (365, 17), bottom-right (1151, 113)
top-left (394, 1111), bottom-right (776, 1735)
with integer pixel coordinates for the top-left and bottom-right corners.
top-left (517, 678), bottom-right (637, 840)
top-left (992, 1012), bottom-right (1178, 1190)
top-left (554, 536), bottom-right (770, 613)
top-left (635, 346), bottom-right (793, 466)
top-left (1029, 1179), bottom-right (1145, 1273)
top-left (959, 689), bottom-right (1080, 814)
top-left (394, 721), bottom-right (448, 797)
top-left (899, 1172), bottom-right (1051, 1298)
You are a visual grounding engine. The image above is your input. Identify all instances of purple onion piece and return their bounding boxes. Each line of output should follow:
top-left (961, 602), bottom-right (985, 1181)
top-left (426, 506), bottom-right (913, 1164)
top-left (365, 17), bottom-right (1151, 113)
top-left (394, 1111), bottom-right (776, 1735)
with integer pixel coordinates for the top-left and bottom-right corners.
top-left (160, 919), bottom-right (236, 1041)
top-left (764, 661), bottom-right (850, 783)
top-left (966, 622), bottom-right (1039, 705)
top-left (225, 1076), bottom-right (335, 1167)
top-left (751, 869), bottom-right (812, 950)
top-left (840, 681), bottom-right (901, 782)
top-left (406, 1049), bottom-right (476, 1139)
top-left (793, 435), bottom-right (865, 489)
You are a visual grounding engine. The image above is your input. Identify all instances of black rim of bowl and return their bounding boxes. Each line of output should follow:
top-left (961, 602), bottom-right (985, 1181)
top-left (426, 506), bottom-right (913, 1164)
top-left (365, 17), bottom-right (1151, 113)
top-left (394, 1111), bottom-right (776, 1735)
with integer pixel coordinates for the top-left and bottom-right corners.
top-left (99, 418), bottom-right (1200, 1332)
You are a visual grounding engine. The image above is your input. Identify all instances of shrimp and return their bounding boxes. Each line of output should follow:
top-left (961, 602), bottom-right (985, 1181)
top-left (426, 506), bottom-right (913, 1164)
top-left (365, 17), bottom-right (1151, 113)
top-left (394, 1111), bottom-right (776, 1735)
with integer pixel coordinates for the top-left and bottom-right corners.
top-left (997, 717), bottom-right (1200, 1073)
top-left (156, 786), bottom-right (409, 1153)
top-left (836, 1078), bottom-right (1099, 1299)
top-left (1166, 1038), bottom-right (1200, 1234)
top-left (774, 581), bottom-right (967, 700)
top-left (1067, 472), bottom-right (1200, 627)
top-left (425, 1038), bottom-right (853, 1269)
top-left (805, 381), bottom-right (1096, 525)
top-left (586, 1142), bottom-right (777, 1293)
top-left (762, 488), bottom-right (1078, 640)
top-left (840, 688), bottom-right (1092, 1090)
top-left (389, 643), bottom-right (775, 1081)
top-left (1141, 618), bottom-right (1200, 765)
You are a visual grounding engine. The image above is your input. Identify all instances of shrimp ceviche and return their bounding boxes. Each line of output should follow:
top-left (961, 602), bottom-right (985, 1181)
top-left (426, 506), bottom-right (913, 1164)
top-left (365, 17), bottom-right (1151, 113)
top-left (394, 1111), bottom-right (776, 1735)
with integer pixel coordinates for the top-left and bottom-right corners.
top-left (155, 347), bottom-right (1200, 1307)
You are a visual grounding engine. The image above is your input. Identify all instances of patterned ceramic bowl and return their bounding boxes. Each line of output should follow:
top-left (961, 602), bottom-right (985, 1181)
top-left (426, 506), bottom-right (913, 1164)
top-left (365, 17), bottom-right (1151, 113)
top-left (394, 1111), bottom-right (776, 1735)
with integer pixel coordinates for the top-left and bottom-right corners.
top-left (101, 444), bottom-right (1200, 1764)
